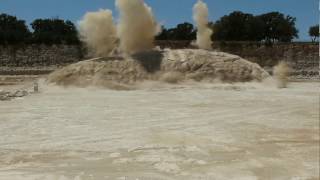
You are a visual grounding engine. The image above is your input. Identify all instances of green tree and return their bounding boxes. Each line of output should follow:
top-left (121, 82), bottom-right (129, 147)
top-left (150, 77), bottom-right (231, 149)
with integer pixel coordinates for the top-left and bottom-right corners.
top-left (245, 16), bottom-right (265, 41)
top-left (259, 12), bottom-right (298, 43)
top-left (309, 25), bottom-right (319, 42)
top-left (212, 11), bottom-right (264, 41)
top-left (156, 26), bottom-right (169, 40)
top-left (156, 22), bottom-right (196, 41)
top-left (0, 13), bottom-right (31, 45)
top-left (171, 22), bottom-right (196, 40)
top-left (212, 11), bottom-right (298, 43)
top-left (31, 18), bottom-right (79, 45)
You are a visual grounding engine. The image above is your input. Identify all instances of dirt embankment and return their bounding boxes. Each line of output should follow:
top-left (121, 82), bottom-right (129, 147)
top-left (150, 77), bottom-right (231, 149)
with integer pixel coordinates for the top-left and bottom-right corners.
top-left (158, 41), bottom-right (319, 80)
top-left (47, 49), bottom-right (270, 89)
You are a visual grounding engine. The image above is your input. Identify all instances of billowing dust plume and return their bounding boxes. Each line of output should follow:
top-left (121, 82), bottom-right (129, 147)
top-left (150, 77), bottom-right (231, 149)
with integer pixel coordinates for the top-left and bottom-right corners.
top-left (273, 61), bottom-right (290, 88)
top-left (116, 0), bottom-right (160, 54)
top-left (78, 9), bottom-right (117, 57)
top-left (193, 0), bottom-right (213, 50)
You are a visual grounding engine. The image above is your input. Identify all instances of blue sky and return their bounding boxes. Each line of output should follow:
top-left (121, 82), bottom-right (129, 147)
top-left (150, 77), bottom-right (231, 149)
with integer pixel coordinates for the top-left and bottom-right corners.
top-left (0, 0), bottom-right (318, 41)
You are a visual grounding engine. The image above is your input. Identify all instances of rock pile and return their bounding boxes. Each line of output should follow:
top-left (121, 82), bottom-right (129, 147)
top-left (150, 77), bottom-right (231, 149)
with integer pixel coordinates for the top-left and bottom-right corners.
top-left (47, 49), bottom-right (270, 89)
top-left (0, 90), bottom-right (28, 101)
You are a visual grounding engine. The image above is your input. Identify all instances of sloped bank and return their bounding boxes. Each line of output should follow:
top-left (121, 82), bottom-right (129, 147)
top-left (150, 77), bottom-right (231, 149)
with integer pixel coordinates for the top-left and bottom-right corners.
top-left (47, 49), bottom-right (270, 89)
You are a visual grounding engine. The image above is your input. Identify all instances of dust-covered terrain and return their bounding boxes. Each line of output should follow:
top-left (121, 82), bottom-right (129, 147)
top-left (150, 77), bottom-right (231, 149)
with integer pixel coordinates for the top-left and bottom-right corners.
top-left (47, 49), bottom-right (270, 90)
top-left (0, 0), bottom-right (318, 178)
top-left (0, 80), bottom-right (318, 180)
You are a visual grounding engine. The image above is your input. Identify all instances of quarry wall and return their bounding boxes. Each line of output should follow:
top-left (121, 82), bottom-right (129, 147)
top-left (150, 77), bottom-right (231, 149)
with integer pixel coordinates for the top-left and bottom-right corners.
top-left (0, 44), bottom-right (84, 67)
top-left (0, 42), bottom-right (318, 77)
top-left (211, 42), bottom-right (319, 78)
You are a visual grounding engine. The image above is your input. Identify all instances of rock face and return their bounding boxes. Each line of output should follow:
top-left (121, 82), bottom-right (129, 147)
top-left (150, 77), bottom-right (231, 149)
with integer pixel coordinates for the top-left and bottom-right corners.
top-left (47, 49), bottom-right (270, 89)
top-left (0, 45), bottom-right (82, 67)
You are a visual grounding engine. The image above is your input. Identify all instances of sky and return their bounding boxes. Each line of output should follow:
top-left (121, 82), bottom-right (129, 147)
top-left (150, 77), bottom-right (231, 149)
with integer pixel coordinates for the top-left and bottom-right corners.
top-left (0, 0), bottom-right (318, 41)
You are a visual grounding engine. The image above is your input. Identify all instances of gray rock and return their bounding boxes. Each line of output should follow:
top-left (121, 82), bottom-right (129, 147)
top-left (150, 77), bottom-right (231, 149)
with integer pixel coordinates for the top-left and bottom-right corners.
top-left (0, 91), bottom-right (11, 101)
top-left (10, 90), bottom-right (28, 98)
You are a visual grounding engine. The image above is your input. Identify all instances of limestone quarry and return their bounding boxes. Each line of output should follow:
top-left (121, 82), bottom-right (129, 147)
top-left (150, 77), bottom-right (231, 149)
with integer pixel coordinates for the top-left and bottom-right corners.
top-left (0, 0), bottom-right (318, 179)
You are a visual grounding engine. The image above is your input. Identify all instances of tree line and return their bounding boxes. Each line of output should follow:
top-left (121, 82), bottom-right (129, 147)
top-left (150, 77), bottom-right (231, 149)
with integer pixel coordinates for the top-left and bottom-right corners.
top-left (157, 11), bottom-right (318, 43)
top-left (0, 13), bottom-right (79, 45)
top-left (0, 11), bottom-right (318, 45)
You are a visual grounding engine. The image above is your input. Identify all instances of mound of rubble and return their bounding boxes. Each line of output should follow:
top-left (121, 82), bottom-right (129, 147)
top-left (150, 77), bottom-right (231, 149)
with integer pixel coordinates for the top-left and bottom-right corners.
top-left (47, 49), bottom-right (270, 89)
top-left (0, 90), bottom-right (28, 101)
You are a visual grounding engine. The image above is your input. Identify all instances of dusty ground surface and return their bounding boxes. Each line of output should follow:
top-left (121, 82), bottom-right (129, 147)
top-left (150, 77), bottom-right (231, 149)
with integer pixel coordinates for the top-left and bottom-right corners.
top-left (0, 78), bottom-right (319, 180)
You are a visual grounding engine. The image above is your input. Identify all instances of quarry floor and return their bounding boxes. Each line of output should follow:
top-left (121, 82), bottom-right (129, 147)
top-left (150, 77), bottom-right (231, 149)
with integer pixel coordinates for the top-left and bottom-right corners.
top-left (0, 78), bottom-right (319, 180)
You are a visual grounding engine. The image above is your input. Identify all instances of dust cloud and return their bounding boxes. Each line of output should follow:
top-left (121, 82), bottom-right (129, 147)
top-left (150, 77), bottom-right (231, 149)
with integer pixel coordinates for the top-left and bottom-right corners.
top-left (115, 0), bottom-right (160, 54)
top-left (49, 0), bottom-right (272, 89)
top-left (193, 0), bottom-right (213, 50)
top-left (78, 9), bottom-right (117, 57)
top-left (274, 61), bottom-right (291, 88)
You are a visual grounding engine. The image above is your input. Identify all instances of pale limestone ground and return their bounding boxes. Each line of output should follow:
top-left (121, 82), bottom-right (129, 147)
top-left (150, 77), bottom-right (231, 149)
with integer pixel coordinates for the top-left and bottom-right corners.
top-left (0, 81), bottom-right (318, 180)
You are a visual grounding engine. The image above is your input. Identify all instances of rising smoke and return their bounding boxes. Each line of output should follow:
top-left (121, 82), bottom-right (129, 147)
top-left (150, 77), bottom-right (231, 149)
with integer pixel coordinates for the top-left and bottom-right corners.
top-left (78, 9), bottom-right (117, 57)
top-left (193, 0), bottom-right (213, 50)
top-left (115, 0), bottom-right (160, 54)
